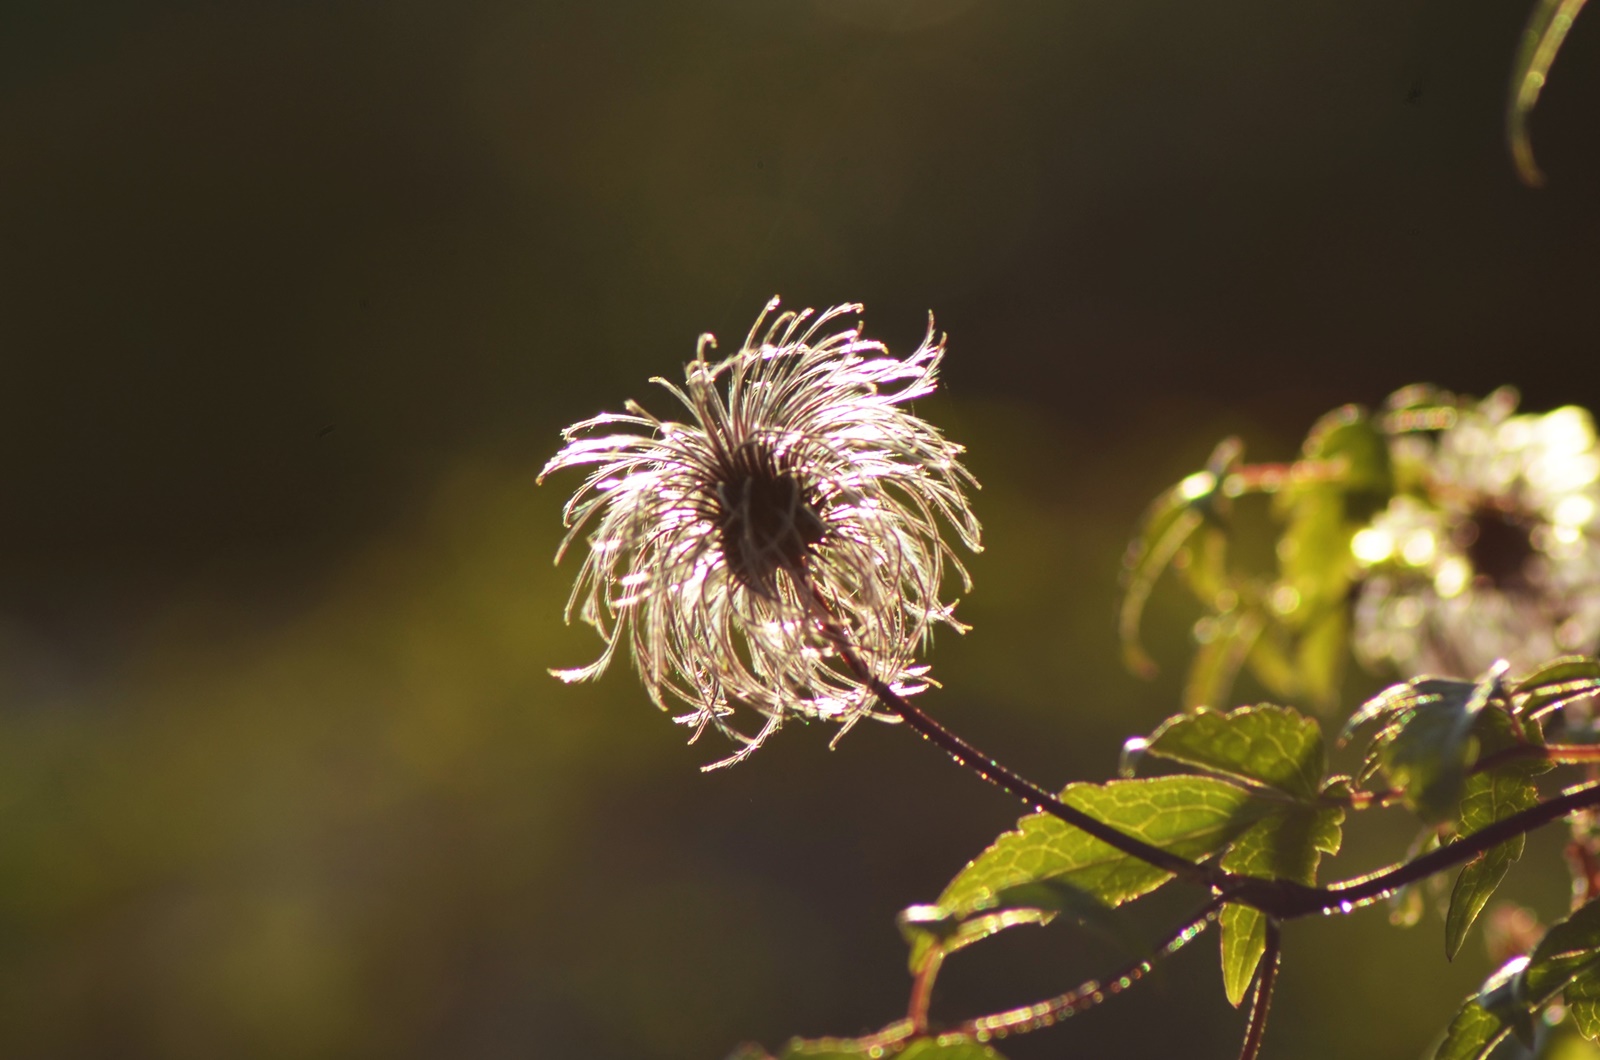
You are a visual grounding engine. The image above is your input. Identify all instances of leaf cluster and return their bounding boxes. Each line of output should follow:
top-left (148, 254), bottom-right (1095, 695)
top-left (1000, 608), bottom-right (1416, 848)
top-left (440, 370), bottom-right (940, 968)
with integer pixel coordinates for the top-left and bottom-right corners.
top-left (1119, 406), bottom-right (1391, 714)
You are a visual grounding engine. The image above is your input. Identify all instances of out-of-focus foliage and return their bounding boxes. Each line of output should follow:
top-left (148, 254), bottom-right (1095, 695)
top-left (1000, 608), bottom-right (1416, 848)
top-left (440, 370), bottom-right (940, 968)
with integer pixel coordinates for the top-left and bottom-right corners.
top-left (818, 387), bottom-right (1600, 1057)
top-left (4, 3), bottom-right (1599, 1060)
top-left (1438, 900), bottom-right (1600, 1059)
top-left (1119, 404), bottom-right (1391, 713)
top-left (901, 774), bottom-right (1269, 973)
top-left (1122, 387), bottom-right (1600, 716)
top-left (1509, 0), bottom-right (1592, 185)
top-left (867, 649), bottom-right (1600, 1057)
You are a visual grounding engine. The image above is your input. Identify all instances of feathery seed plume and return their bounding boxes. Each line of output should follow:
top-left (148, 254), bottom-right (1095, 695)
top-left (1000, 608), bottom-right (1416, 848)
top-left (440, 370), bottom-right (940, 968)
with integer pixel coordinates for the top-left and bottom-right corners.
top-left (540, 298), bottom-right (981, 768)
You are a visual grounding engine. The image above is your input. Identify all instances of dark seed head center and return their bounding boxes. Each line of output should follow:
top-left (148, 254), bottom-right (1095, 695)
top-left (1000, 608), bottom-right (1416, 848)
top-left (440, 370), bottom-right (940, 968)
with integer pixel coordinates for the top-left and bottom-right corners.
top-left (1459, 506), bottom-right (1536, 590)
top-left (714, 443), bottom-right (826, 593)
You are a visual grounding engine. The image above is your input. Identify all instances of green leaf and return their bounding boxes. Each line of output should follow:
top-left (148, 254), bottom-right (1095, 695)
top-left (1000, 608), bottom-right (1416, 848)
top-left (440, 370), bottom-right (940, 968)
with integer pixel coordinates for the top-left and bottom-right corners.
top-left (1437, 903), bottom-right (1600, 1058)
top-left (1213, 796), bottom-right (1342, 1009)
top-left (1138, 704), bottom-right (1326, 799)
top-left (1219, 904), bottom-right (1267, 1008)
top-left (1445, 842), bottom-right (1525, 963)
top-left (1434, 1000), bottom-right (1515, 1060)
top-left (1352, 667), bottom-right (1510, 823)
top-left (897, 883), bottom-right (1138, 971)
top-left (1291, 603), bottom-right (1347, 710)
top-left (1219, 804), bottom-right (1344, 886)
top-left (1514, 656), bottom-right (1600, 719)
top-left (1275, 406), bottom-right (1390, 629)
top-left (1344, 677), bottom-right (1477, 743)
top-left (1119, 438), bottom-right (1241, 678)
top-left (936, 776), bottom-right (1270, 911)
top-left (1303, 404), bottom-right (1394, 497)
top-left (1120, 503), bottom-right (1205, 679)
top-left (1184, 607), bottom-right (1265, 711)
top-left (1444, 709), bottom-right (1542, 961)
top-left (897, 902), bottom-right (1055, 967)
top-left (1523, 899), bottom-right (1600, 1004)
top-left (1507, 0), bottom-right (1591, 186)
top-left (1568, 969), bottom-right (1600, 1043)
top-left (1445, 843), bottom-right (1525, 964)
top-left (907, 776), bottom-right (1272, 970)
top-left (1435, 957), bottom-right (1534, 1060)
top-left (1175, 521), bottom-right (1232, 605)
top-left (1379, 701), bottom-right (1476, 822)
top-left (1244, 622), bottom-right (1298, 702)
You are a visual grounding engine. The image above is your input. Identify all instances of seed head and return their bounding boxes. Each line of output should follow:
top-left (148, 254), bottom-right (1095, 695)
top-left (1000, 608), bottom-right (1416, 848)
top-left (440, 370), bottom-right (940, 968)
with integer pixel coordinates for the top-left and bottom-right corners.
top-left (1352, 386), bottom-right (1600, 678)
top-left (540, 298), bottom-right (981, 767)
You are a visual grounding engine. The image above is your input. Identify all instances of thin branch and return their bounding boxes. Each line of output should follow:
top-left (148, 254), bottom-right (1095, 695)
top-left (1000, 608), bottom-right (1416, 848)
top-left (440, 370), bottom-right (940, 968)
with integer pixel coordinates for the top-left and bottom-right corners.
top-left (1216, 780), bottom-right (1600, 920)
top-left (1237, 921), bottom-right (1281, 1060)
top-left (801, 588), bottom-right (1209, 882)
top-left (1326, 785), bottom-right (1406, 811)
top-left (1324, 781), bottom-right (1600, 908)
top-left (811, 572), bottom-right (1600, 923)
top-left (857, 665), bottom-right (1600, 920)
top-left (952, 900), bottom-right (1222, 1042)
top-left (850, 636), bottom-right (1600, 918)
top-left (867, 669), bottom-right (1207, 881)
top-left (1222, 458), bottom-right (1347, 497)
top-left (1473, 741), bottom-right (1600, 775)
top-left (800, 905), bottom-right (1221, 1055)
top-left (907, 948), bottom-right (943, 1036)
top-left (1324, 740), bottom-right (1600, 809)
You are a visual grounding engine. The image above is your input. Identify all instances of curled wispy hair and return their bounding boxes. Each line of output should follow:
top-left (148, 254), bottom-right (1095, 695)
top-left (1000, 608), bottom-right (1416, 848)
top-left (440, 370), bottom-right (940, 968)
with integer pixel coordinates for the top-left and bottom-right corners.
top-left (539, 297), bottom-right (981, 768)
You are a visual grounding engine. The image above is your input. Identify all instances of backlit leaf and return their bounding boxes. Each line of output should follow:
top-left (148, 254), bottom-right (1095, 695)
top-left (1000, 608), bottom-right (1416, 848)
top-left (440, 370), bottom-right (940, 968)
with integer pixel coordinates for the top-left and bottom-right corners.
top-left (1291, 603), bottom-right (1347, 711)
top-left (1514, 656), bottom-right (1600, 719)
top-left (1352, 667), bottom-right (1510, 823)
top-left (1220, 804), bottom-right (1344, 887)
top-left (1434, 957), bottom-right (1533, 1060)
top-left (1219, 904), bottom-right (1267, 1008)
top-left (1444, 709), bottom-right (1543, 961)
top-left (1139, 704), bottom-right (1325, 799)
top-left (1436, 903), bottom-right (1600, 1058)
top-left (1184, 607), bottom-right (1264, 711)
top-left (1445, 842), bottom-right (1525, 964)
top-left (1569, 970), bottom-right (1600, 1043)
top-left (1523, 899), bottom-right (1600, 1003)
top-left (1434, 999), bottom-right (1513, 1060)
top-left (906, 776), bottom-right (1272, 970)
top-left (1275, 406), bottom-right (1390, 632)
top-left (1119, 438), bottom-right (1241, 678)
top-left (1211, 788), bottom-right (1341, 1009)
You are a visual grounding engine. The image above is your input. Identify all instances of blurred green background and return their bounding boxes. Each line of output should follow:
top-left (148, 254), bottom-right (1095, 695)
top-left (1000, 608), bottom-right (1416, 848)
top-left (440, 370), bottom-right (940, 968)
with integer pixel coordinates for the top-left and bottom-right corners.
top-left (0, 2), bottom-right (1597, 1057)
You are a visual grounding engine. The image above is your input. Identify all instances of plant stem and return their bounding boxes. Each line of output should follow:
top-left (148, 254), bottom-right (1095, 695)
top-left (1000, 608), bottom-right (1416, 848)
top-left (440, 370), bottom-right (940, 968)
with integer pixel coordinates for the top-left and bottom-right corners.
top-left (1223, 458), bottom-right (1347, 497)
top-left (1237, 921), bottom-right (1281, 1060)
top-left (810, 905), bottom-right (1218, 1054)
top-left (907, 948), bottom-right (943, 1035)
top-left (1323, 780), bottom-right (1600, 908)
top-left (800, 586), bottom-right (1208, 882)
top-left (868, 670), bottom-right (1206, 881)
top-left (844, 619), bottom-right (1600, 918)
top-left (1474, 741), bottom-right (1600, 774)
top-left (810, 579), bottom-right (1600, 921)
top-left (953, 899), bottom-right (1222, 1042)
top-left (1217, 779), bottom-right (1600, 920)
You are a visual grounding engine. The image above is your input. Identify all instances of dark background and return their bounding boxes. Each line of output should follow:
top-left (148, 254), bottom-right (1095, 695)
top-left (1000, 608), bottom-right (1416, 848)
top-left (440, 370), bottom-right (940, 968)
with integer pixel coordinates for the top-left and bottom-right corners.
top-left (0, 2), bottom-right (1596, 1057)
